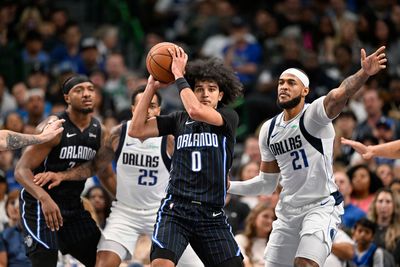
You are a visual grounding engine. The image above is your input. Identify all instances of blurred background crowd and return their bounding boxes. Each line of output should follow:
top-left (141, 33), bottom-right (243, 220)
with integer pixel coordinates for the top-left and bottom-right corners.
top-left (1, 0), bottom-right (400, 266)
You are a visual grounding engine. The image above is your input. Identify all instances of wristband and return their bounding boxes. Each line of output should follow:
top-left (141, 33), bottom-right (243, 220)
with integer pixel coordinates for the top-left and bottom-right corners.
top-left (175, 77), bottom-right (190, 94)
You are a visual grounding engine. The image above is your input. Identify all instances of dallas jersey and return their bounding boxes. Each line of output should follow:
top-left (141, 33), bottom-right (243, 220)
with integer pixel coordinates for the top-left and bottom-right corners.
top-left (260, 96), bottom-right (338, 207)
top-left (156, 105), bottom-right (238, 208)
top-left (23, 111), bottom-right (102, 208)
top-left (114, 121), bottom-right (171, 209)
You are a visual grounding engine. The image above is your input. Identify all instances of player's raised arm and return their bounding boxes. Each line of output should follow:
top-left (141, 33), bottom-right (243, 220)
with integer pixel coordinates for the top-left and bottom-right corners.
top-left (324, 46), bottom-right (386, 119)
top-left (0, 118), bottom-right (64, 151)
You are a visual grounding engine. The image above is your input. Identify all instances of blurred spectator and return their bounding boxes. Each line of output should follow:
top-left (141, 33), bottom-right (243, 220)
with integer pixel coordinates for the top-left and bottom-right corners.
top-left (16, 6), bottom-right (42, 42)
top-left (11, 82), bottom-right (28, 116)
top-left (236, 161), bottom-right (260, 209)
top-left (224, 194), bottom-right (251, 235)
top-left (347, 164), bottom-right (383, 213)
top-left (376, 163), bottom-right (395, 188)
top-left (76, 37), bottom-right (104, 76)
top-left (223, 16), bottom-right (262, 95)
top-left (351, 218), bottom-right (385, 267)
top-left (3, 111), bottom-right (25, 160)
top-left (240, 135), bottom-right (261, 165)
top-left (0, 190), bottom-right (32, 267)
top-left (333, 108), bottom-right (358, 165)
top-left (94, 24), bottom-right (119, 61)
top-left (334, 169), bottom-right (366, 232)
top-left (367, 188), bottom-right (400, 265)
top-left (390, 179), bottom-right (400, 195)
top-left (21, 30), bottom-right (50, 76)
top-left (235, 203), bottom-right (275, 267)
top-left (0, 74), bottom-right (17, 120)
top-left (0, 173), bottom-right (7, 232)
top-left (24, 88), bottom-right (47, 127)
top-left (103, 52), bottom-right (129, 113)
top-left (384, 76), bottom-right (400, 121)
top-left (85, 185), bottom-right (112, 229)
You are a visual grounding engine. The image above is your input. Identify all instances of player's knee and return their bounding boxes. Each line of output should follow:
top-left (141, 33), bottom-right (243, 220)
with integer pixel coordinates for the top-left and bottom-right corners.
top-left (294, 257), bottom-right (319, 267)
top-left (95, 251), bottom-right (122, 267)
top-left (151, 258), bottom-right (175, 267)
top-left (215, 256), bottom-right (244, 267)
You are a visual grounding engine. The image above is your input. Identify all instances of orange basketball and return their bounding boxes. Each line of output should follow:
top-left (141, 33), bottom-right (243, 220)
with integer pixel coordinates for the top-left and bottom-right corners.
top-left (146, 42), bottom-right (176, 83)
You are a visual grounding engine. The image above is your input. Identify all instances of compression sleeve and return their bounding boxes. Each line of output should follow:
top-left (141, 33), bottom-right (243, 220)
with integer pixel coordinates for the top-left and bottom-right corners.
top-left (228, 172), bottom-right (280, 196)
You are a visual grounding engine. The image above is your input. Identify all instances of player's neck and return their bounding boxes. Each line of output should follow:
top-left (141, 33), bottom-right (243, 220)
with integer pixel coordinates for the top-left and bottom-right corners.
top-left (283, 103), bottom-right (304, 121)
top-left (66, 109), bottom-right (92, 130)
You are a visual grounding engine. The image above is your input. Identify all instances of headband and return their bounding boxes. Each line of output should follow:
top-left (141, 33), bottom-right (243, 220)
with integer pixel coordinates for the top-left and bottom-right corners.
top-left (62, 75), bottom-right (91, 94)
top-left (280, 68), bottom-right (309, 87)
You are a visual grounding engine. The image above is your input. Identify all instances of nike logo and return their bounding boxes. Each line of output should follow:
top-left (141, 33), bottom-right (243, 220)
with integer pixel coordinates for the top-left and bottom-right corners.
top-left (271, 132), bottom-right (280, 138)
top-left (89, 133), bottom-right (97, 138)
top-left (126, 143), bottom-right (135, 146)
top-left (66, 133), bottom-right (77, 138)
top-left (212, 212), bottom-right (222, 217)
top-left (321, 199), bottom-right (330, 206)
top-left (185, 120), bottom-right (195, 125)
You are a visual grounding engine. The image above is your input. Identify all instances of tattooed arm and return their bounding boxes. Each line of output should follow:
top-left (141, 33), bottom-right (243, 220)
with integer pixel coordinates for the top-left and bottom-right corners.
top-left (324, 46), bottom-right (387, 119)
top-left (0, 118), bottom-right (64, 151)
top-left (34, 124), bottom-right (121, 193)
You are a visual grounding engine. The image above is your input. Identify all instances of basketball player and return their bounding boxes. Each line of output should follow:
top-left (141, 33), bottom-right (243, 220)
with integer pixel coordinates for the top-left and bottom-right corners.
top-left (33, 87), bottom-right (203, 267)
top-left (341, 136), bottom-right (400, 160)
top-left (128, 47), bottom-right (244, 267)
top-left (228, 46), bottom-right (387, 267)
top-left (14, 75), bottom-right (114, 267)
top-left (0, 118), bottom-right (64, 150)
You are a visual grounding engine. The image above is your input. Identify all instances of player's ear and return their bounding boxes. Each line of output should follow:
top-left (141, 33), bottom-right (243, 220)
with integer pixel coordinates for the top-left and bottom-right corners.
top-left (64, 94), bottom-right (70, 105)
top-left (302, 87), bottom-right (309, 97)
top-left (218, 91), bottom-right (224, 101)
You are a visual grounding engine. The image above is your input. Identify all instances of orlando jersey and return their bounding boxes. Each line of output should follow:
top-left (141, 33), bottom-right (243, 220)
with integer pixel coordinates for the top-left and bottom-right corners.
top-left (156, 105), bottom-right (238, 208)
top-left (115, 121), bottom-right (171, 209)
top-left (260, 96), bottom-right (338, 207)
top-left (22, 111), bottom-right (102, 208)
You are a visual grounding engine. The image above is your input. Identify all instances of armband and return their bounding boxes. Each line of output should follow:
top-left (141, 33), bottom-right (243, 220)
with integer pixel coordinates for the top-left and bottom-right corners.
top-left (228, 172), bottom-right (279, 196)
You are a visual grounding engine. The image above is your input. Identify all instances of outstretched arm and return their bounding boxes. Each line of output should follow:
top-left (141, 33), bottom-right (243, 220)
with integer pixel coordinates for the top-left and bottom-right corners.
top-left (324, 46), bottom-right (386, 119)
top-left (0, 118), bottom-right (64, 151)
top-left (228, 161), bottom-right (280, 196)
top-left (341, 137), bottom-right (400, 159)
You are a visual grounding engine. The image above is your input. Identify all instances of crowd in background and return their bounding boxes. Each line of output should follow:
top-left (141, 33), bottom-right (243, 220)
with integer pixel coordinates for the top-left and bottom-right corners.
top-left (1, 0), bottom-right (400, 266)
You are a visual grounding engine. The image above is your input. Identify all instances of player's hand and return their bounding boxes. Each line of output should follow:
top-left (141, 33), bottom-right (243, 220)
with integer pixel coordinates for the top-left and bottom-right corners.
top-left (361, 46), bottom-right (387, 76)
top-left (169, 46), bottom-right (188, 79)
top-left (39, 194), bottom-right (63, 231)
top-left (341, 137), bottom-right (373, 160)
top-left (34, 171), bottom-right (64, 189)
top-left (147, 75), bottom-right (171, 90)
top-left (40, 119), bottom-right (65, 142)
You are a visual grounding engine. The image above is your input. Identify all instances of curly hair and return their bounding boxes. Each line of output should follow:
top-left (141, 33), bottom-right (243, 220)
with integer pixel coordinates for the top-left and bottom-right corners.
top-left (185, 58), bottom-right (243, 105)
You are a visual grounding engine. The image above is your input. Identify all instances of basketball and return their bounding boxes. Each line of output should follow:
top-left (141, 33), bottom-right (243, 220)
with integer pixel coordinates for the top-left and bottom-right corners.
top-left (146, 42), bottom-right (176, 83)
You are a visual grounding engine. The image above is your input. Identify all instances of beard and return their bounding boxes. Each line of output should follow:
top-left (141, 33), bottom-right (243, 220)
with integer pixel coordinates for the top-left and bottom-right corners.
top-left (80, 107), bottom-right (94, 114)
top-left (277, 94), bottom-right (302, 110)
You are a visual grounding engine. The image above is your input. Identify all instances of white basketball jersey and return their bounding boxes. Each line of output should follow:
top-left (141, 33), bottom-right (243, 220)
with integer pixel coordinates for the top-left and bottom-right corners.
top-left (260, 97), bottom-right (338, 207)
top-left (115, 121), bottom-right (170, 209)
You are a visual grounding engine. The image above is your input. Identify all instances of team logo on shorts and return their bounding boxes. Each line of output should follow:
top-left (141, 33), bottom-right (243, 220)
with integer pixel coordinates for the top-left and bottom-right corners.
top-left (24, 235), bottom-right (33, 247)
top-left (329, 228), bottom-right (337, 241)
top-left (169, 203), bottom-right (174, 209)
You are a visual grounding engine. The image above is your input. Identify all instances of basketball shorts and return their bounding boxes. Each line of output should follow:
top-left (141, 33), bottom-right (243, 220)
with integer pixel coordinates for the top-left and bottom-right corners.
top-left (264, 193), bottom-right (344, 266)
top-left (98, 200), bottom-right (203, 266)
top-left (151, 195), bottom-right (243, 266)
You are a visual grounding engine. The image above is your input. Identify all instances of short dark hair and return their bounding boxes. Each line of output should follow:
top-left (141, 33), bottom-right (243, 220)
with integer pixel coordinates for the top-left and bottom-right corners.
top-left (354, 218), bottom-right (377, 234)
top-left (185, 58), bottom-right (243, 105)
top-left (131, 85), bottom-right (162, 107)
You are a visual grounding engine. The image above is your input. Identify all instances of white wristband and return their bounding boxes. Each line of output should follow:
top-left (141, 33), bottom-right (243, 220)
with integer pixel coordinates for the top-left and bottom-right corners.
top-left (228, 172), bottom-right (279, 196)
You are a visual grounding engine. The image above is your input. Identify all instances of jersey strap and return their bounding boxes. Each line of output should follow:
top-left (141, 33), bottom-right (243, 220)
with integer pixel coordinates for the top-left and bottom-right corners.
top-left (267, 115), bottom-right (278, 147)
top-left (161, 136), bottom-right (171, 171)
top-left (115, 122), bottom-right (127, 162)
top-left (299, 110), bottom-right (324, 154)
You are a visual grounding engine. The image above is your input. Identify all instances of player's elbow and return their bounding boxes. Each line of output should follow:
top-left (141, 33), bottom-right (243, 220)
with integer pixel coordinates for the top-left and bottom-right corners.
top-left (186, 104), bottom-right (203, 120)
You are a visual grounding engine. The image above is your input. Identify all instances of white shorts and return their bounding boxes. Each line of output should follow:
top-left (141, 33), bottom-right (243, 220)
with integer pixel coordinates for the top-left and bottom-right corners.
top-left (97, 201), bottom-right (203, 267)
top-left (264, 195), bottom-right (344, 266)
